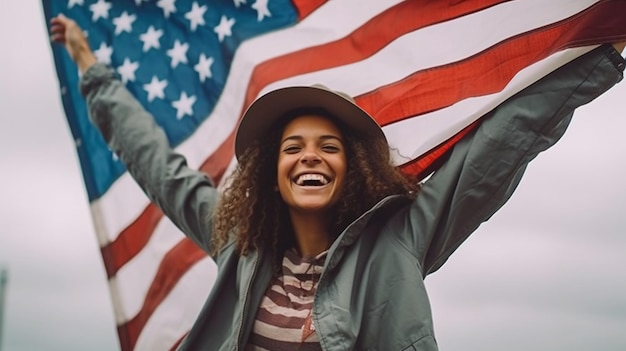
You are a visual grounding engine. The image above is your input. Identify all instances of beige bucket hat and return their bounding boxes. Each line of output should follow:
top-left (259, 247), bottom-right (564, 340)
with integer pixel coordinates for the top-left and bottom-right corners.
top-left (234, 85), bottom-right (387, 159)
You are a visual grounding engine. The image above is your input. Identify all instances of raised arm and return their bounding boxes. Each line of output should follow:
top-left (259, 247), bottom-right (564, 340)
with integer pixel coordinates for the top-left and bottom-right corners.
top-left (50, 15), bottom-right (219, 253)
top-left (399, 44), bottom-right (624, 276)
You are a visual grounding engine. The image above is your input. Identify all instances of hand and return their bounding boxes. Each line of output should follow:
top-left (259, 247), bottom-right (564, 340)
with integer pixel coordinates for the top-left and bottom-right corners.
top-left (614, 41), bottom-right (626, 54)
top-left (50, 14), bottom-right (97, 73)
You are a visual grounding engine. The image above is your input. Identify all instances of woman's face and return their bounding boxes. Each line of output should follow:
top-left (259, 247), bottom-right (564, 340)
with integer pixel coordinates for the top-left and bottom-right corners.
top-left (277, 114), bottom-right (347, 214)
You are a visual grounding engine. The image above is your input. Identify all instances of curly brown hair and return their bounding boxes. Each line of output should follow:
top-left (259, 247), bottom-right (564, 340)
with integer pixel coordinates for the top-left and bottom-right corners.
top-left (210, 111), bottom-right (420, 267)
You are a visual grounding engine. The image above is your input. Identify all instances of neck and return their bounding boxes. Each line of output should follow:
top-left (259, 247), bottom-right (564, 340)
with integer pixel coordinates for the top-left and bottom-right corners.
top-left (288, 209), bottom-right (332, 257)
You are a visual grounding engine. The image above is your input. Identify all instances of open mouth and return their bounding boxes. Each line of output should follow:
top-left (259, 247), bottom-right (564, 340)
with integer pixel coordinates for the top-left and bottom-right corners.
top-left (294, 173), bottom-right (330, 186)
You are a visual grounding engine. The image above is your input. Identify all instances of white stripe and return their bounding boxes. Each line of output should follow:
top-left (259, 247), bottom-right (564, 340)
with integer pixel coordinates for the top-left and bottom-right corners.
top-left (252, 319), bottom-right (316, 343)
top-left (92, 0), bottom-right (401, 244)
top-left (90, 180), bottom-right (150, 246)
top-left (269, 284), bottom-right (315, 306)
top-left (134, 256), bottom-right (217, 351)
top-left (259, 295), bottom-right (311, 318)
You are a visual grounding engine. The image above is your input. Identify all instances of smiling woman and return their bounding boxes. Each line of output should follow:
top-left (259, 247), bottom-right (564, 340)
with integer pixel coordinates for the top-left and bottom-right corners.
top-left (49, 13), bottom-right (626, 351)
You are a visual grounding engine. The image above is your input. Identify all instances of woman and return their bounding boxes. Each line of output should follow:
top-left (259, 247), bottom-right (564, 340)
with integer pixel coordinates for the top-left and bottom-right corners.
top-left (50, 14), bottom-right (625, 351)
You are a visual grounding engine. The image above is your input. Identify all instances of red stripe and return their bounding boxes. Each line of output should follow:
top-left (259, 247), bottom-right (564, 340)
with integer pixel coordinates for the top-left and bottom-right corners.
top-left (169, 332), bottom-right (188, 351)
top-left (358, 0), bottom-right (626, 126)
top-left (101, 204), bottom-right (161, 279)
top-left (291, 0), bottom-right (326, 20)
top-left (122, 239), bottom-right (206, 350)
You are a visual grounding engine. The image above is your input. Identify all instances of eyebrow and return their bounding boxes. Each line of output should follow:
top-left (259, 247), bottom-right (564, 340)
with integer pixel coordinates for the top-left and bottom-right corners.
top-left (281, 135), bottom-right (343, 144)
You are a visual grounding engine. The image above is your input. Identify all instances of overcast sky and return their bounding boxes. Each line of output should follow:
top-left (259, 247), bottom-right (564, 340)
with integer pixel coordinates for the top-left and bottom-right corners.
top-left (1, 2), bottom-right (625, 351)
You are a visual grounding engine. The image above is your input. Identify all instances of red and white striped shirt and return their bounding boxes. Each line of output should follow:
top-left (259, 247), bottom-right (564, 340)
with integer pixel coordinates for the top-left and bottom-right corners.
top-left (247, 248), bottom-right (328, 351)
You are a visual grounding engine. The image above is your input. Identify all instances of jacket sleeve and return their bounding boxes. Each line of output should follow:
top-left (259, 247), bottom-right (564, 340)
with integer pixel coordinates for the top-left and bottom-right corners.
top-left (398, 44), bottom-right (625, 276)
top-left (80, 63), bottom-right (219, 253)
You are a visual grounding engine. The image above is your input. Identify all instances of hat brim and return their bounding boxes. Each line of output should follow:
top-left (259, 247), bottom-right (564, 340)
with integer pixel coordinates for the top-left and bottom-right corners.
top-left (235, 86), bottom-right (387, 159)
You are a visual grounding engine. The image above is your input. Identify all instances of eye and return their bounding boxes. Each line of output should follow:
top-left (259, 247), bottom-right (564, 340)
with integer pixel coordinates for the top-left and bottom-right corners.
top-left (282, 145), bottom-right (301, 154)
top-left (321, 144), bottom-right (341, 153)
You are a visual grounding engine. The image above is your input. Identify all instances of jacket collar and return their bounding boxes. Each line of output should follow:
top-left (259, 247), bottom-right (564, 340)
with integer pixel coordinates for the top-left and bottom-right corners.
top-left (323, 194), bottom-right (409, 273)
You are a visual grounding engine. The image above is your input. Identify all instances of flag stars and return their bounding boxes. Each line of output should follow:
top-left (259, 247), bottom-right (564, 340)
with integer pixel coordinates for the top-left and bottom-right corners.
top-left (143, 76), bottom-right (168, 102)
top-left (140, 26), bottom-right (163, 52)
top-left (113, 11), bottom-right (136, 35)
top-left (214, 15), bottom-right (235, 42)
top-left (157, 0), bottom-right (177, 18)
top-left (94, 42), bottom-right (113, 65)
top-left (252, 0), bottom-right (271, 21)
top-left (185, 2), bottom-right (207, 32)
top-left (89, 0), bottom-right (112, 22)
top-left (117, 58), bottom-right (139, 83)
top-left (68, 0), bottom-right (84, 9)
top-left (194, 54), bottom-right (214, 83)
top-left (233, 0), bottom-right (246, 7)
top-left (166, 40), bottom-right (189, 68)
top-left (172, 92), bottom-right (196, 119)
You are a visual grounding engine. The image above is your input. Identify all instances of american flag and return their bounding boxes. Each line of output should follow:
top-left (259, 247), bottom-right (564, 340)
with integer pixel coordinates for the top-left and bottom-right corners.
top-left (43, 0), bottom-right (625, 350)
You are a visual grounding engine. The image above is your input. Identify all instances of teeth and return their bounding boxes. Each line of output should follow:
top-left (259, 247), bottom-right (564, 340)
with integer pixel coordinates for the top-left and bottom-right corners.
top-left (296, 174), bottom-right (329, 185)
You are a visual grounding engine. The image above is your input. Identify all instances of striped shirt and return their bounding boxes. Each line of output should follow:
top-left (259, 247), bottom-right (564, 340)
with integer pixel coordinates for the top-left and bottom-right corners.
top-left (246, 248), bottom-right (328, 351)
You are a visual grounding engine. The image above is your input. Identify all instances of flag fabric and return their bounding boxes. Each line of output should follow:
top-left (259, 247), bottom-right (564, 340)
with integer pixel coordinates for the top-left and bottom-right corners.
top-left (43, 0), bottom-right (626, 350)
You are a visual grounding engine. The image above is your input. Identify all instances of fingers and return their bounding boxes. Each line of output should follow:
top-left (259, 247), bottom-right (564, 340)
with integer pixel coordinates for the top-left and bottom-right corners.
top-left (49, 14), bottom-right (70, 43)
top-left (49, 24), bottom-right (66, 43)
top-left (49, 13), bottom-right (71, 27)
top-left (49, 13), bottom-right (80, 42)
top-left (48, 14), bottom-right (97, 72)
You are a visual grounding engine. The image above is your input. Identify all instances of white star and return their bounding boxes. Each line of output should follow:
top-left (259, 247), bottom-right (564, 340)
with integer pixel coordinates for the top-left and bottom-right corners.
top-left (68, 0), bottom-right (84, 9)
top-left (233, 0), bottom-right (246, 8)
top-left (94, 42), bottom-right (113, 65)
top-left (113, 11), bottom-right (136, 35)
top-left (116, 58), bottom-right (139, 84)
top-left (139, 26), bottom-right (163, 52)
top-left (172, 92), bottom-right (196, 119)
top-left (89, 0), bottom-right (112, 22)
top-left (214, 15), bottom-right (235, 42)
top-left (143, 76), bottom-right (168, 102)
top-left (185, 2), bottom-right (207, 32)
top-left (166, 40), bottom-right (189, 68)
top-left (251, 0), bottom-right (271, 21)
top-left (134, 0), bottom-right (147, 5)
top-left (194, 54), bottom-right (214, 83)
top-left (157, 0), bottom-right (177, 18)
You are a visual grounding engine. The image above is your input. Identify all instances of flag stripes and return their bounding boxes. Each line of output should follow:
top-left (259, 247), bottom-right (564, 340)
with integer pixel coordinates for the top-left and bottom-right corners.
top-left (245, 0), bottom-right (510, 102)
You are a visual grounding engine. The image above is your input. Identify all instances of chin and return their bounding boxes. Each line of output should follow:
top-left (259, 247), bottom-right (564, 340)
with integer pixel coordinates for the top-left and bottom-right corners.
top-left (289, 200), bottom-right (338, 213)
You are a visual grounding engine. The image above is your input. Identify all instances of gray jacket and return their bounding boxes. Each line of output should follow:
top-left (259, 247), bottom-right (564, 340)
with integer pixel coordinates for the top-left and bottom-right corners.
top-left (81, 45), bottom-right (623, 351)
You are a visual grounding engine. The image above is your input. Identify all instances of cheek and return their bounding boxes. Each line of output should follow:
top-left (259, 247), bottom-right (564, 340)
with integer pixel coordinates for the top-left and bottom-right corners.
top-left (333, 158), bottom-right (348, 190)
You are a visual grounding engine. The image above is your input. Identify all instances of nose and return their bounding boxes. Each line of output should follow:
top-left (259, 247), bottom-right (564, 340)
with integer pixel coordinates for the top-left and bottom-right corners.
top-left (300, 148), bottom-right (321, 165)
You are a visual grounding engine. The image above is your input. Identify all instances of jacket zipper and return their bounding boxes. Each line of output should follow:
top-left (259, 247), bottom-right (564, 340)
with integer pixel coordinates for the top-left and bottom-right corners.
top-left (234, 252), bottom-right (261, 350)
